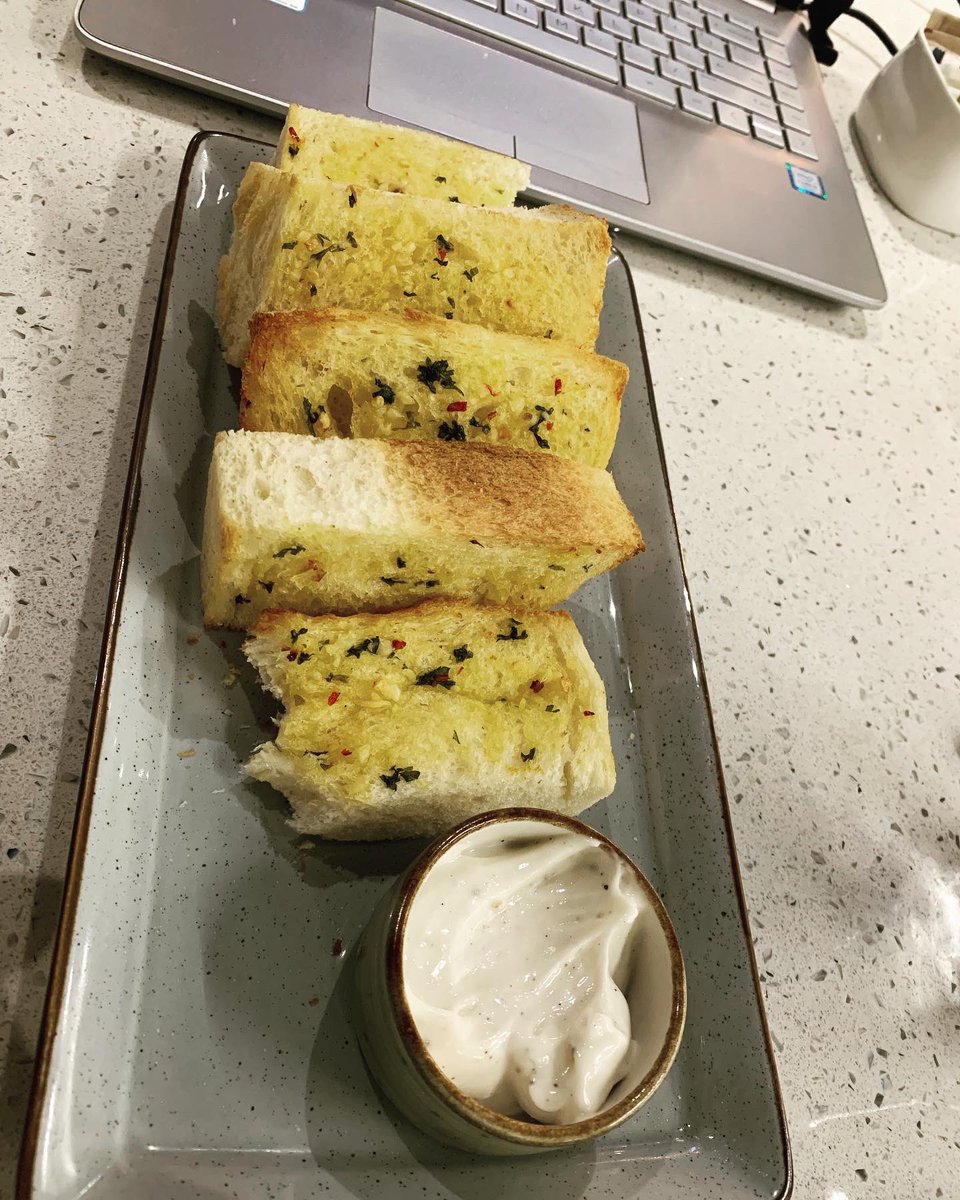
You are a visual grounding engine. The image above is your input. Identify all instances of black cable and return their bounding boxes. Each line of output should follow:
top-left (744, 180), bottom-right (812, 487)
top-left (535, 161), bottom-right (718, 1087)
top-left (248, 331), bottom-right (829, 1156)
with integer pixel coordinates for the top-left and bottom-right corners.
top-left (796, 1), bottom-right (898, 65)
top-left (843, 7), bottom-right (899, 56)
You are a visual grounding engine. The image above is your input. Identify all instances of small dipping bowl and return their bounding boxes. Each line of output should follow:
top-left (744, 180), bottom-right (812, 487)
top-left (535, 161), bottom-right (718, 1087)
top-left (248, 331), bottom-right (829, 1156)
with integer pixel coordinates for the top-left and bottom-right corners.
top-left (353, 808), bottom-right (686, 1154)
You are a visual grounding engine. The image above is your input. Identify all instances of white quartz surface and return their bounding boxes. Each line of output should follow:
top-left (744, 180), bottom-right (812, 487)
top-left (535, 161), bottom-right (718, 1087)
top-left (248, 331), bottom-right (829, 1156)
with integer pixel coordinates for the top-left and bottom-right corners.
top-left (0, 0), bottom-right (957, 1195)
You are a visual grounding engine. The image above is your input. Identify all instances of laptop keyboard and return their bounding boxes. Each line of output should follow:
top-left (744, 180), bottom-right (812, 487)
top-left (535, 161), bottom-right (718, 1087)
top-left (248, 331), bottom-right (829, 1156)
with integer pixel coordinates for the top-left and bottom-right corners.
top-left (399, 0), bottom-right (817, 160)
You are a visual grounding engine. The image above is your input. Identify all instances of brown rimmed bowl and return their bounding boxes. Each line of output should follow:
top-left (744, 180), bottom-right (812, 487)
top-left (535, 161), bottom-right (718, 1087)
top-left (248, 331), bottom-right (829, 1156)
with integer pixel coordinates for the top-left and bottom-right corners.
top-left (352, 808), bottom-right (686, 1155)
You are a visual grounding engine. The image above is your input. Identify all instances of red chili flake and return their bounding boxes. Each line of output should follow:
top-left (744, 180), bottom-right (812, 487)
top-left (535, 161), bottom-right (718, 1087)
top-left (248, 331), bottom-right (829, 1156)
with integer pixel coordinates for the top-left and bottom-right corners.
top-left (436, 247), bottom-right (447, 262)
top-left (522, 412), bottom-right (533, 421)
top-left (583, 710), bottom-right (595, 717)
top-left (486, 410), bottom-right (498, 419)
top-left (287, 650), bottom-right (298, 661)
top-left (484, 385), bottom-right (500, 397)
top-left (288, 125), bottom-right (300, 141)
top-left (554, 378), bottom-right (563, 395)
top-left (530, 680), bottom-right (545, 693)
top-left (331, 937), bottom-right (344, 957)
top-left (328, 691), bottom-right (340, 706)
top-left (545, 421), bottom-right (554, 431)
top-left (446, 400), bottom-right (467, 412)
top-left (340, 748), bottom-right (352, 757)
top-left (391, 639), bottom-right (406, 650)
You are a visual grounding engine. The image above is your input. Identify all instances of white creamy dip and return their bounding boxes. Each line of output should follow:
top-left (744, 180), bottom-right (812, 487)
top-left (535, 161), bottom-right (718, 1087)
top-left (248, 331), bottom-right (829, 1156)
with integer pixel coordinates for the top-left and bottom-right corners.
top-left (402, 820), bottom-right (647, 1125)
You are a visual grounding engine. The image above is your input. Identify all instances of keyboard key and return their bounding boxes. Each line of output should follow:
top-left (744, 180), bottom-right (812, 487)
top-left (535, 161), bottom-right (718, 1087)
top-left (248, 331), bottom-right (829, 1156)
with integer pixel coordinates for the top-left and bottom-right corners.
top-left (696, 0), bottom-right (725, 13)
top-left (774, 82), bottom-right (803, 111)
top-left (600, 9), bottom-right (635, 36)
top-left (707, 54), bottom-right (772, 95)
top-left (786, 129), bottom-right (817, 159)
top-left (624, 0), bottom-right (658, 28)
top-left (473, 0), bottom-right (500, 8)
top-left (593, 0), bottom-right (621, 10)
top-left (635, 24), bottom-right (669, 51)
top-left (505, 0), bottom-right (542, 25)
top-left (644, 0), bottom-right (670, 11)
top-left (694, 29), bottom-right (728, 56)
top-left (584, 23), bottom-right (618, 51)
top-left (621, 40), bottom-right (656, 69)
top-left (660, 15), bottom-right (693, 42)
top-left (729, 43), bottom-right (765, 74)
top-left (672, 2), bottom-right (703, 28)
top-left (546, 9), bottom-right (582, 36)
top-left (679, 86), bottom-right (714, 119)
top-left (706, 16), bottom-right (760, 51)
top-left (673, 40), bottom-right (705, 69)
top-left (762, 37), bottom-right (790, 65)
top-left (660, 57), bottom-right (693, 86)
top-left (716, 100), bottom-right (750, 133)
top-left (780, 106), bottom-right (810, 134)
top-left (695, 71), bottom-right (777, 119)
top-left (561, 0), bottom-right (597, 23)
top-left (623, 63), bottom-right (677, 102)
top-left (766, 58), bottom-right (797, 87)
top-left (751, 116), bottom-right (784, 147)
top-left (403, 0), bottom-right (622, 76)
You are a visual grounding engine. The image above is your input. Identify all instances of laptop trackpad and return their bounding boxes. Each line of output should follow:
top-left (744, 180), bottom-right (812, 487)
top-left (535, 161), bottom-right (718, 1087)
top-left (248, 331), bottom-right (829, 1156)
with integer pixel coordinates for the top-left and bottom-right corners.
top-left (368, 7), bottom-right (649, 203)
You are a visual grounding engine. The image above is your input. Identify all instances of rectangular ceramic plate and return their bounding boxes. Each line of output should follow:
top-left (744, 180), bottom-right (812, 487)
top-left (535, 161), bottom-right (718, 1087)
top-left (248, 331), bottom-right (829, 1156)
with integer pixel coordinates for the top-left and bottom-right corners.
top-left (19, 133), bottom-right (791, 1200)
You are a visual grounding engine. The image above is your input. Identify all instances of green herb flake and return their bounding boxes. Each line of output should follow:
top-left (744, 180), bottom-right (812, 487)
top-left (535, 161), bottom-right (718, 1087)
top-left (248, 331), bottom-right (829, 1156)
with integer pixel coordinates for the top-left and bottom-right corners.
top-left (311, 243), bottom-right (345, 263)
top-left (288, 146), bottom-right (299, 158)
top-left (434, 175), bottom-right (447, 183)
top-left (290, 627), bottom-right (308, 643)
top-left (462, 267), bottom-right (479, 282)
top-left (403, 290), bottom-right (417, 298)
top-left (302, 398), bottom-right (324, 432)
top-left (448, 196), bottom-right (460, 203)
top-left (380, 576), bottom-right (403, 585)
top-left (497, 618), bottom-right (528, 642)
top-left (452, 645), bottom-right (473, 662)
top-left (309, 284), bottom-right (317, 297)
top-left (281, 240), bottom-right (297, 250)
top-left (437, 420), bottom-right (466, 442)
top-left (348, 189), bottom-right (357, 207)
top-left (520, 747), bottom-right (537, 762)
top-left (452, 730), bottom-right (461, 744)
top-left (235, 594), bottom-right (250, 605)
top-left (258, 580), bottom-right (274, 593)
top-left (417, 357), bottom-right (463, 395)
top-left (545, 704), bottom-right (560, 713)
top-left (346, 231), bottom-right (358, 248)
top-left (273, 544), bottom-right (305, 558)
top-left (436, 234), bottom-right (453, 251)
top-left (415, 666), bottom-right (454, 689)
top-left (346, 636), bottom-right (381, 659)
top-left (372, 378), bottom-right (395, 405)
top-left (296, 651), bottom-right (312, 664)
top-left (547, 564), bottom-right (566, 572)
top-left (469, 416), bottom-right (491, 434)
top-left (414, 579), bottom-right (440, 588)
top-left (381, 765), bottom-right (421, 791)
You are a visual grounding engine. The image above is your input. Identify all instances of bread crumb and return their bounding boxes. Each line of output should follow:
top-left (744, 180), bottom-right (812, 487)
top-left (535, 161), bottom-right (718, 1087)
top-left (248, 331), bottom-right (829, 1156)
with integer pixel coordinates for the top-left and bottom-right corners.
top-left (178, 748), bottom-right (196, 760)
top-left (186, 635), bottom-right (200, 645)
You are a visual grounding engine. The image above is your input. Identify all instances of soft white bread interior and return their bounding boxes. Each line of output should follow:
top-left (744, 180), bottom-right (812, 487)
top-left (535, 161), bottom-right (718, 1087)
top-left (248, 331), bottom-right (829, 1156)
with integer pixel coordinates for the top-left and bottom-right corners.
top-left (216, 163), bottom-right (610, 365)
top-left (244, 601), bottom-right (615, 840)
top-left (275, 104), bottom-right (531, 207)
top-left (240, 307), bottom-right (626, 468)
top-left (200, 431), bottom-right (643, 628)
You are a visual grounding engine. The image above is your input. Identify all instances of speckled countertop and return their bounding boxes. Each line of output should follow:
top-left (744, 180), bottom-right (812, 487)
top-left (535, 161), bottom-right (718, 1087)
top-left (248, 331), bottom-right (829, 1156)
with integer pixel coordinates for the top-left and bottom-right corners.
top-left (1, 0), bottom-right (957, 1194)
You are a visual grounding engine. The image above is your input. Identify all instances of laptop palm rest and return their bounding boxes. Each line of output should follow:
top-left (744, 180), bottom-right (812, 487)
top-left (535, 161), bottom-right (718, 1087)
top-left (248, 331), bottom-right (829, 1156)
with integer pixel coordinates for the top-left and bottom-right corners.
top-left (368, 7), bottom-right (649, 203)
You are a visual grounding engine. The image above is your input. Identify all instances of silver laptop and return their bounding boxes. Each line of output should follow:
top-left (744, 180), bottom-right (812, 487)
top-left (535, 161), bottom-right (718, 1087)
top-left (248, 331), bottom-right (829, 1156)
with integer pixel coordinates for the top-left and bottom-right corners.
top-left (74, 0), bottom-right (886, 306)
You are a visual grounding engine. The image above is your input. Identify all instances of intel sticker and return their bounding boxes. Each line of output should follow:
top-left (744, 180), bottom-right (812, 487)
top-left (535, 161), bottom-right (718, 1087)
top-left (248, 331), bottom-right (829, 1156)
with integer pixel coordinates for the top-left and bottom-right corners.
top-left (786, 163), bottom-right (826, 200)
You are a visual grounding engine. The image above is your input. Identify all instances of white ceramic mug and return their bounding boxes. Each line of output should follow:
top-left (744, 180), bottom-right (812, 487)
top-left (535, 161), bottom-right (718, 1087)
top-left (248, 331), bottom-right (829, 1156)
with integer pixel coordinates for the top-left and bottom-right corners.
top-left (855, 25), bottom-right (960, 235)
